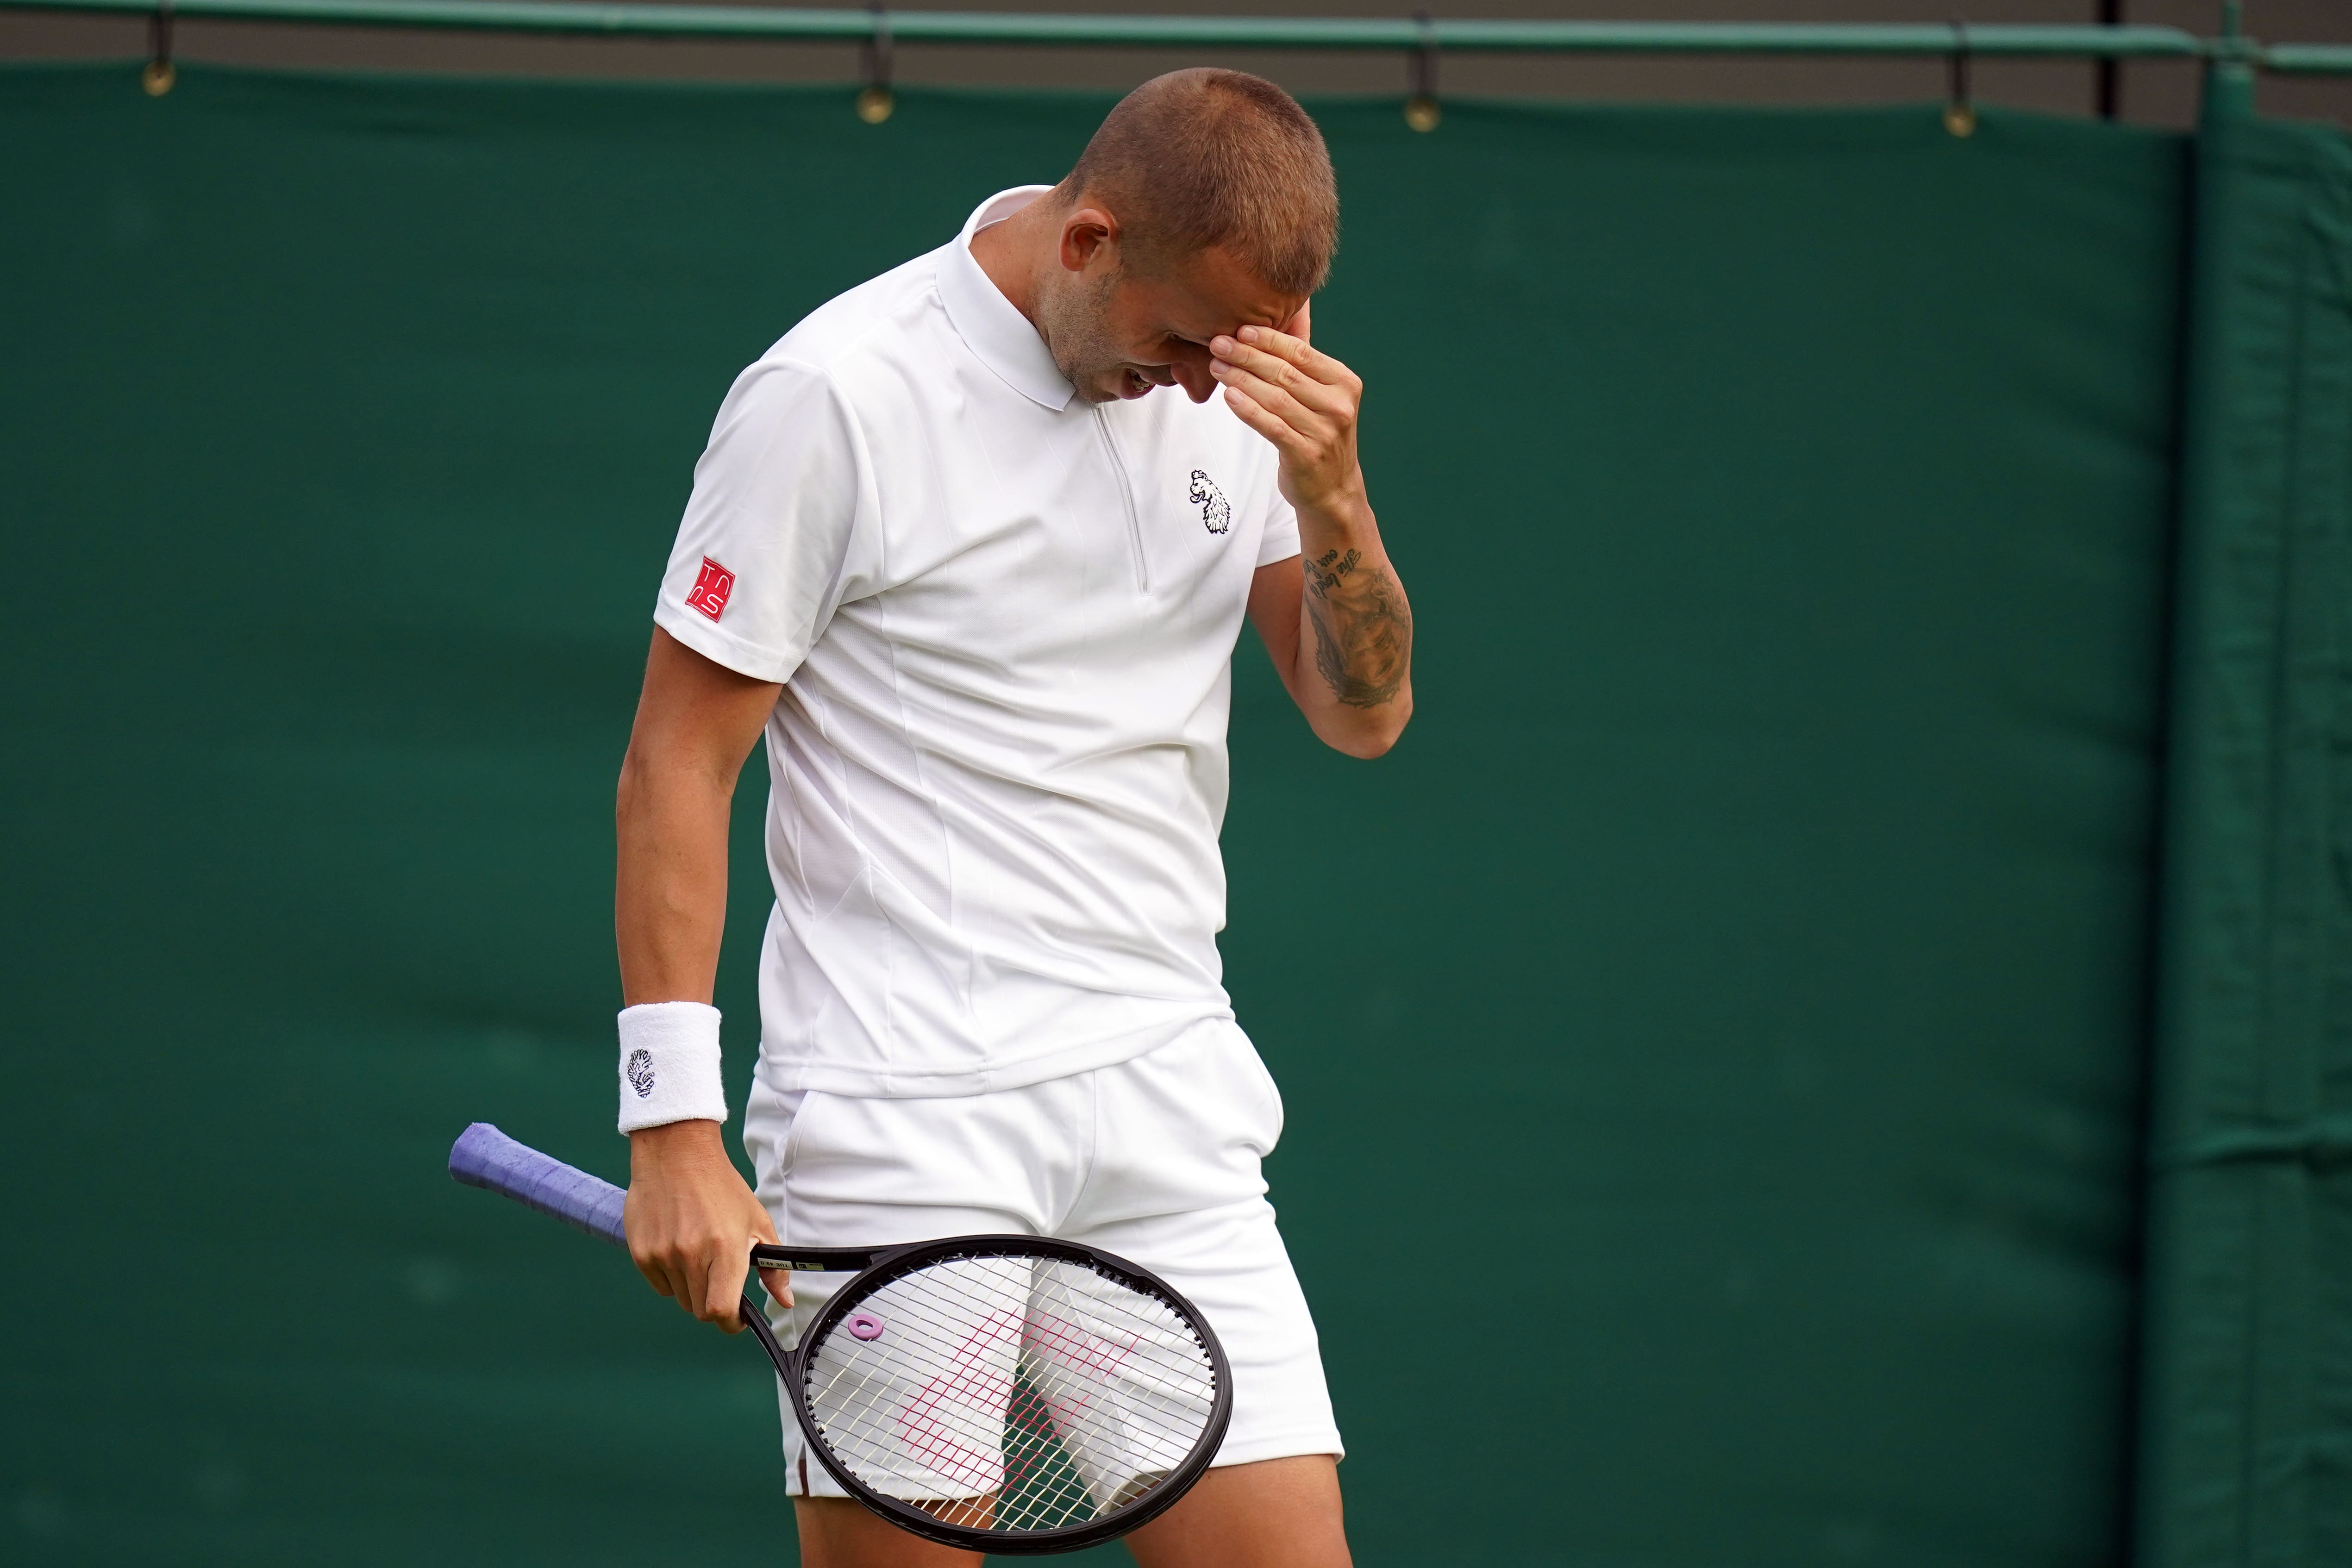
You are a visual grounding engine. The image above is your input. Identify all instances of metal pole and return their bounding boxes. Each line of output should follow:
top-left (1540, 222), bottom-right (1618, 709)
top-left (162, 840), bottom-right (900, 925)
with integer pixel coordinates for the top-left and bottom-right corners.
top-left (2202, 0), bottom-right (2258, 122)
top-left (0, 0), bottom-right (2226, 58)
top-left (2264, 45), bottom-right (2352, 74)
top-left (0, 0), bottom-right (2344, 75)
top-left (2097, 0), bottom-right (2122, 119)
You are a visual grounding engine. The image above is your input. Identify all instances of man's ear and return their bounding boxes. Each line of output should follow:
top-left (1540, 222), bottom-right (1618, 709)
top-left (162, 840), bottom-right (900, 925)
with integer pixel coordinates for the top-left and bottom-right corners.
top-left (1058, 206), bottom-right (1120, 275)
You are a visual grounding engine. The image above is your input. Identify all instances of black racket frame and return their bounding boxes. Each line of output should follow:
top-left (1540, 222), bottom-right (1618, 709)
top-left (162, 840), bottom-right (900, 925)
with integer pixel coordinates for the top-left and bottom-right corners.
top-left (737, 1233), bottom-right (1233, 1555)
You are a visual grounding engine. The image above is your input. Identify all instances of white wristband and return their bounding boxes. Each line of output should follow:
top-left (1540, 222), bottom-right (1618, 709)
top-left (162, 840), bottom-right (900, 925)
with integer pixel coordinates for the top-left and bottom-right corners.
top-left (616, 1001), bottom-right (728, 1134)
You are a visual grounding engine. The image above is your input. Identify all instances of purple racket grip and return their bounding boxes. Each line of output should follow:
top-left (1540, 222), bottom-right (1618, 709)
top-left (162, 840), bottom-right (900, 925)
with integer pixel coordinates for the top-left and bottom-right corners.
top-left (449, 1122), bottom-right (628, 1249)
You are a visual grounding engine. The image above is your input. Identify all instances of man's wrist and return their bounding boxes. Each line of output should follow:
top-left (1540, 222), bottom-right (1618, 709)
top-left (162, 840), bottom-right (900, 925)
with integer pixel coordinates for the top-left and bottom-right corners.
top-left (1291, 485), bottom-right (1374, 538)
top-left (627, 1117), bottom-right (728, 1173)
top-left (616, 1000), bottom-right (728, 1134)
top-left (628, 1117), bottom-right (723, 1147)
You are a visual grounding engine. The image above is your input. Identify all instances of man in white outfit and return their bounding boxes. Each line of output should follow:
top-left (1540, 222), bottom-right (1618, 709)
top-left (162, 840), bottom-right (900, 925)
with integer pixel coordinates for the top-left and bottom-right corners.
top-left (610, 68), bottom-right (1413, 1567)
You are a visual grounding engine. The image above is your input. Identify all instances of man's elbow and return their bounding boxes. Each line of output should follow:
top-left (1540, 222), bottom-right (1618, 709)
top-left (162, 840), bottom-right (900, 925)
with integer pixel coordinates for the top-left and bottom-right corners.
top-left (1319, 692), bottom-right (1412, 760)
top-left (614, 747), bottom-right (652, 837)
top-left (614, 743), bottom-right (715, 831)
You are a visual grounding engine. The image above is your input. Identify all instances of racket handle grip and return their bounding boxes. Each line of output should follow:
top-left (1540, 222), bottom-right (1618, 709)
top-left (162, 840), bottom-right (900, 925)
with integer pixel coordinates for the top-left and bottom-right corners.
top-left (450, 1122), bottom-right (628, 1250)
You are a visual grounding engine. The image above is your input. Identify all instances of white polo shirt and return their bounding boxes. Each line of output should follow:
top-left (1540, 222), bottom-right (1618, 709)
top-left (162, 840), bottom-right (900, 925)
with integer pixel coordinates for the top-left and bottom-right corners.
top-left (655, 186), bottom-right (1302, 1098)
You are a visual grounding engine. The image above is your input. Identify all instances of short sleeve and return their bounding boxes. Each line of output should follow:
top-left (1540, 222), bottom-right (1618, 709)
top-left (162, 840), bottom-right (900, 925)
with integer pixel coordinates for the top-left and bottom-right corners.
top-left (653, 358), bottom-right (865, 684)
top-left (1255, 488), bottom-right (1302, 568)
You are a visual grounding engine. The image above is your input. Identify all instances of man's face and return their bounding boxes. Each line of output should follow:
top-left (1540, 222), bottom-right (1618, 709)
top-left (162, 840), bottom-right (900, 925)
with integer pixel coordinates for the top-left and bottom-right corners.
top-left (1038, 216), bottom-right (1303, 406)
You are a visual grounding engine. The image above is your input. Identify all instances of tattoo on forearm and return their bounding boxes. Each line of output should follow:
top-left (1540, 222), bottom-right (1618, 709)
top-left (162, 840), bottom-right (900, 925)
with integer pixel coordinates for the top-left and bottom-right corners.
top-left (1302, 548), bottom-right (1412, 708)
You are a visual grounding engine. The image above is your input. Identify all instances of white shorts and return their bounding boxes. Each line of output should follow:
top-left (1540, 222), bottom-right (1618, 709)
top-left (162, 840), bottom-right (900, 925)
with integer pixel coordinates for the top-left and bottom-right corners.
top-left (742, 1017), bottom-right (1344, 1499)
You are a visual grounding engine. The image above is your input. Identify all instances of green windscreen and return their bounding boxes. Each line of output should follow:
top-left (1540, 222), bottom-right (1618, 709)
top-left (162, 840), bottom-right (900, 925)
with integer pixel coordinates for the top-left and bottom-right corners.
top-left (1, 65), bottom-right (2188, 1567)
top-left (2137, 106), bottom-right (2352, 1568)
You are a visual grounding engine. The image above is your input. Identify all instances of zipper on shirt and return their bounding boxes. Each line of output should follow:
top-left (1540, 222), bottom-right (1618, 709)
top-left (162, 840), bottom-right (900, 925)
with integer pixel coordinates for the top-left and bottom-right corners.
top-left (1092, 405), bottom-right (1151, 594)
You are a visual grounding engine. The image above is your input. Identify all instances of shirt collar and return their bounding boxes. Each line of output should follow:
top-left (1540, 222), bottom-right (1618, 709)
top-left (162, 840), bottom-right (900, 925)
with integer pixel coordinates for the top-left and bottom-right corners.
top-left (938, 185), bottom-right (1076, 413)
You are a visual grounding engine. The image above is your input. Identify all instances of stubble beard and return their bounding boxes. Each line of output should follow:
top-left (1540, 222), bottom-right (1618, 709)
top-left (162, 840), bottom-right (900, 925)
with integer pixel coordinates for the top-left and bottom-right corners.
top-left (1036, 272), bottom-right (1139, 404)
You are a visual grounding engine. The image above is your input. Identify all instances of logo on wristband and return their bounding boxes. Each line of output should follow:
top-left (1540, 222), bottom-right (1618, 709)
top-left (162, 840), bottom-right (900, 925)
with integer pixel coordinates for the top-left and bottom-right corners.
top-left (626, 1048), bottom-right (656, 1099)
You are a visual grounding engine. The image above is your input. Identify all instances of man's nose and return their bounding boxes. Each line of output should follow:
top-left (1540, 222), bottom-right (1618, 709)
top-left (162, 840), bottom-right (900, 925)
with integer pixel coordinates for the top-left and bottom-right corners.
top-left (1170, 361), bottom-right (1216, 403)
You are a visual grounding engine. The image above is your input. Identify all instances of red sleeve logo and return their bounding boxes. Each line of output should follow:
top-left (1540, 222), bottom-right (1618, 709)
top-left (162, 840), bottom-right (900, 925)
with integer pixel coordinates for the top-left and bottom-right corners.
top-left (684, 556), bottom-right (736, 621)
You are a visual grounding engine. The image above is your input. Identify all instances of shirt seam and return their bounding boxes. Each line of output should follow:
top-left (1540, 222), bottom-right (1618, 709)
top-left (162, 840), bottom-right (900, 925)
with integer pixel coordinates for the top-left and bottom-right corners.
top-left (812, 355), bottom-right (977, 1063)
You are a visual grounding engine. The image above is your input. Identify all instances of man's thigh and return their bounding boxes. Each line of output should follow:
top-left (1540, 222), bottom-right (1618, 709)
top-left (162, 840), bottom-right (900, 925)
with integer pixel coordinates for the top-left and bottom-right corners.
top-left (1124, 1456), bottom-right (1350, 1568)
top-left (790, 1457), bottom-right (1347, 1568)
top-left (792, 1498), bottom-right (978, 1568)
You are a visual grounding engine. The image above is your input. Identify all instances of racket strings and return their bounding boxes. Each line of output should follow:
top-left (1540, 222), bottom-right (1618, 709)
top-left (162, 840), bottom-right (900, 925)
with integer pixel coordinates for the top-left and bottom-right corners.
top-left (811, 1262), bottom-right (1205, 1525)
top-left (812, 1267), bottom-right (1107, 1524)
top-left (802, 1255), bottom-right (1218, 1534)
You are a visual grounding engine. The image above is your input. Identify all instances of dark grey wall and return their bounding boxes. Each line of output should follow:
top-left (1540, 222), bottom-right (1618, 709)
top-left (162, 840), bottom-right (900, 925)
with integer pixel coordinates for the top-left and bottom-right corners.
top-left (4, 0), bottom-right (2349, 129)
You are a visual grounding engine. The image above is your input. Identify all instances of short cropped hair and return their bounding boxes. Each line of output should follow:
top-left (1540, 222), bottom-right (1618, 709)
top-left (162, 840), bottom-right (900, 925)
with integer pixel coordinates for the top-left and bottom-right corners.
top-left (1060, 69), bottom-right (1339, 298)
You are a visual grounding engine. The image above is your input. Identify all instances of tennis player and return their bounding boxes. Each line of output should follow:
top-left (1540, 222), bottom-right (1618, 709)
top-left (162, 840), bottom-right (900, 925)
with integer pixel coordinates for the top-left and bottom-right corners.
top-left (611, 68), bottom-right (1410, 1567)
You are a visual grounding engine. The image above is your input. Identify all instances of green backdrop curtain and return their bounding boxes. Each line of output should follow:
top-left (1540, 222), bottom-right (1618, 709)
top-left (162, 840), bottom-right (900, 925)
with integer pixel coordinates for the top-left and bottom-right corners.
top-left (2137, 100), bottom-right (2352, 1568)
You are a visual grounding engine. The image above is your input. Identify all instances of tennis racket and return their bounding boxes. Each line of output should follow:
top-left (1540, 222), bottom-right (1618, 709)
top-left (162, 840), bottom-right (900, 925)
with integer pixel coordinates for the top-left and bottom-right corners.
top-left (448, 1122), bottom-right (1232, 1555)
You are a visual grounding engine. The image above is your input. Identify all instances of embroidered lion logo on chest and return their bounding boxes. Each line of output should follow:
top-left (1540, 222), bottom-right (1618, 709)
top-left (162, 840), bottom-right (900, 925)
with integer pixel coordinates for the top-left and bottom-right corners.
top-left (1189, 469), bottom-right (1232, 535)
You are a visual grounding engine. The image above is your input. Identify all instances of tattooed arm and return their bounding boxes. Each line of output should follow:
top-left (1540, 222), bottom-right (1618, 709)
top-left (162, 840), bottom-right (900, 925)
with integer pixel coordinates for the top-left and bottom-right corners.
top-left (1214, 316), bottom-right (1414, 758)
